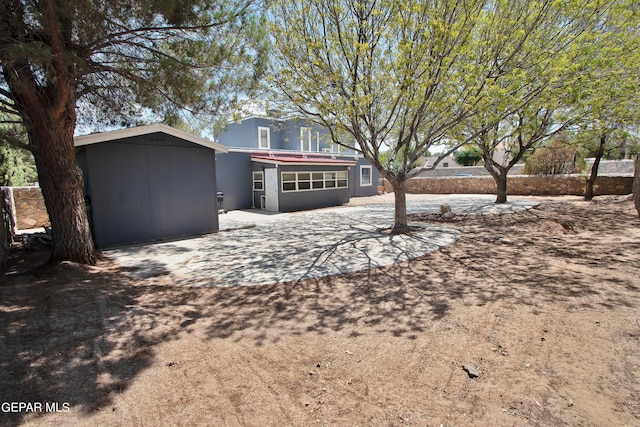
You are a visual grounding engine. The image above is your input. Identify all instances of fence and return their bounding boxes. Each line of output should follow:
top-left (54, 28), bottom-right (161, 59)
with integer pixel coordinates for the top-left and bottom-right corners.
top-left (384, 174), bottom-right (634, 197)
top-left (0, 186), bottom-right (50, 233)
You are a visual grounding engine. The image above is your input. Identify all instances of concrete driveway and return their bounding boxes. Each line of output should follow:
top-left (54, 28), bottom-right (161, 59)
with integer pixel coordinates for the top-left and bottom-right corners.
top-left (106, 195), bottom-right (537, 287)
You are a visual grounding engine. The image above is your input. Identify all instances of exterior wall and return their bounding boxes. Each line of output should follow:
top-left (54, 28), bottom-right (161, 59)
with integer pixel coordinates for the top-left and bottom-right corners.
top-left (216, 152), bottom-right (254, 210)
top-left (79, 133), bottom-right (219, 248)
top-left (216, 117), bottom-right (260, 149)
top-left (250, 162), bottom-right (272, 209)
top-left (277, 165), bottom-right (351, 212)
top-left (350, 158), bottom-right (379, 197)
top-left (216, 116), bottom-right (379, 208)
top-left (0, 187), bottom-right (50, 230)
top-left (217, 116), bottom-right (358, 155)
top-left (217, 117), bottom-right (286, 150)
top-left (416, 164), bottom-right (525, 177)
top-left (384, 175), bottom-right (634, 196)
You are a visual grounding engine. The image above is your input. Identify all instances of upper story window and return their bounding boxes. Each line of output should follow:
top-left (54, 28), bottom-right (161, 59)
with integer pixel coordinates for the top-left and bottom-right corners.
top-left (300, 127), bottom-right (312, 151)
top-left (258, 126), bottom-right (270, 149)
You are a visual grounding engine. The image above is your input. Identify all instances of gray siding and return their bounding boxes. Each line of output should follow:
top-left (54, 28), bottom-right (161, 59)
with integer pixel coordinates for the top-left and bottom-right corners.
top-left (80, 133), bottom-right (218, 248)
top-left (277, 165), bottom-right (350, 212)
top-left (216, 119), bottom-right (256, 149)
top-left (217, 117), bottom-right (286, 150)
top-left (216, 152), bottom-right (253, 210)
top-left (351, 157), bottom-right (379, 197)
top-left (251, 162), bottom-right (271, 208)
top-left (217, 116), bottom-right (359, 155)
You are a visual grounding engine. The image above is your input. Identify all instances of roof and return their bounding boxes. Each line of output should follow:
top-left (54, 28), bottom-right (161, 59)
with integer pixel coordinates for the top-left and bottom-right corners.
top-left (74, 123), bottom-right (229, 153)
top-left (251, 154), bottom-right (357, 166)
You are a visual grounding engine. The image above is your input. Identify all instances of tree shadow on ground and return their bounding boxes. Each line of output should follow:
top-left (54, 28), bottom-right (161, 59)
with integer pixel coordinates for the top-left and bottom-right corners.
top-left (0, 259), bottom-right (202, 426)
top-left (0, 197), bottom-right (638, 424)
top-left (175, 199), bottom-right (639, 346)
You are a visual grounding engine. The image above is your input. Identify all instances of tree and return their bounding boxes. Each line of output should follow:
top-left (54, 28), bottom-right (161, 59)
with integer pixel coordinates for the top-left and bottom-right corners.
top-left (268, 0), bottom-right (600, 232)
top-left (0, 122), bottom-right (37, 186)
top-left (469, 103), bottom-right (573, 203)
top-left (0, 0), bottom-right (266, 263)
top-left (634, 155), bottom-right (640, 219)
top-left (579, 129), bottom-right (638, 200)
top-left (454, 147), bottom-right (482, 167)
top-left (568, 0), bottom-right (640, 200)
top-left (452, 0), bottom-right (611, 203)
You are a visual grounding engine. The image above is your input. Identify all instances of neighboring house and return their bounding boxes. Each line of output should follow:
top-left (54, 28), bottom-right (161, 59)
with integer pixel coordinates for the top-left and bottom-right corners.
top-left (421, 155), bottom-right (461, 169)
top-left (215, 116), bottom-right (378, 212)
top-left (75, 124), bottom-right (228, 248)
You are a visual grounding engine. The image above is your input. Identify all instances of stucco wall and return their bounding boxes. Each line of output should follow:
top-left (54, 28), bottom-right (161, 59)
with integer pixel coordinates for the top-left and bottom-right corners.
top-left (384, 175), bottom-right (634, 197)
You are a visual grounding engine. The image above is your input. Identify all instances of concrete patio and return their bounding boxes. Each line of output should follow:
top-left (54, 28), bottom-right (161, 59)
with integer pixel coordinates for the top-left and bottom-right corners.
top-left (106, 195), bottom-right (538, 286)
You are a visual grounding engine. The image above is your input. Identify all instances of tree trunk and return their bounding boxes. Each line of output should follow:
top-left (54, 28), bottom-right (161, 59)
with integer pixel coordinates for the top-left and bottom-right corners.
top-left (585, 135), bottom-right (606, 201)
top-left (494, 173), bottom-right (508, 204)
top-left (3, 6), bottom-right (98, 265)
top-left (634, 155), bottom-right (640, 220)
top-left (29, 116), bottom-right (97, 265)
top-left (389, 178), bottom-right (410, 234)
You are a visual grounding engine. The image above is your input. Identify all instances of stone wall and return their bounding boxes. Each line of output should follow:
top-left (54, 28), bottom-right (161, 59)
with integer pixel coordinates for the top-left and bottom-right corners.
top-left (384, 175), bottom-right (634, 197)
top-left (1, 187), bottom-right (50, 231)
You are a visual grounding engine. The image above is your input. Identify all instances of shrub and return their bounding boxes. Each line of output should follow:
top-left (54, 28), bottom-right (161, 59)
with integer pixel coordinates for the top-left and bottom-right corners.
top-left (524, 140), bottom-right (581, 175)
top-left (454, 147), bottom-right (483, 166)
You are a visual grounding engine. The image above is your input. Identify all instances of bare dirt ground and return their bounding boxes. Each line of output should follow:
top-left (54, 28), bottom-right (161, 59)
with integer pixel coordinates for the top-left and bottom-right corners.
top-left (1, 195), bottom-right (639, 426)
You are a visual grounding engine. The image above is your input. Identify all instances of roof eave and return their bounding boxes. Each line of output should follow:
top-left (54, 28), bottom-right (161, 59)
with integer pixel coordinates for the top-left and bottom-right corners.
top-left (74, 124), bottom-right (229, 153)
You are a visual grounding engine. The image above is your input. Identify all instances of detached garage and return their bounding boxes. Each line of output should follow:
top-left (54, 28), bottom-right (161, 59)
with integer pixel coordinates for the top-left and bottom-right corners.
top-left (75, 124), bottom-right (228, 248)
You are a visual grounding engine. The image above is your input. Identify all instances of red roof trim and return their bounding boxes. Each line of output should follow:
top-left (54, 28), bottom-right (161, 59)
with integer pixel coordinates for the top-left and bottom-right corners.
top-left (251, 154), bottom-right (357, 166)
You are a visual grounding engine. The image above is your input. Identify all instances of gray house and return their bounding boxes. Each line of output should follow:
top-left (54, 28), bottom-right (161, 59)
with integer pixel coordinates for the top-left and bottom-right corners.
top-left (216, 116), bottom-right (378, 212)
top-left (75, 124), bottom-right (228, 248)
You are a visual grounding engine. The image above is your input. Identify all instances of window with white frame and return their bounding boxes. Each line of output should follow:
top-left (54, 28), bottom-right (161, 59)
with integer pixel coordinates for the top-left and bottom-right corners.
top-left (360, 165), bottom-right (373, 186)
top-left (252, 171), bottom-right (264, 191)
top-left (258, 126), bottom-right (270, 149)
top-left (300, 127), bottom-right (312, 151)
top-left (281, 171), bottom-right (348, 192)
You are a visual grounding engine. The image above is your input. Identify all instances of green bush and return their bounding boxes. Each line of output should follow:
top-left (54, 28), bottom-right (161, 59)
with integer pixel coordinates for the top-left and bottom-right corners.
top-left (454, 147), bottom-right (482, 166)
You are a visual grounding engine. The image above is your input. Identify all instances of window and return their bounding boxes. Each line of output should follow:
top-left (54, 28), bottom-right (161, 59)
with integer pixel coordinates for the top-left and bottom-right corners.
top-left (337, 171), bottom-right (348, 188)
top-left (281, 171), bottom-right (348, 192)
top-left (443, 162), bottom-right (449, 167)
top-left (298, 172), bottom-right (311, 190)
top-left (258, 126), bottom-right (270, 149)
top-left (252, 171), bottom-right (264, 191)
top-left (300, 127), bottom-right (312, 151)
top-left (360, 166), bottom-right (373, 187)
top-left (282, 172), bottom-right (296, 191)
top-left (312, 172), bottom-right (324, 189)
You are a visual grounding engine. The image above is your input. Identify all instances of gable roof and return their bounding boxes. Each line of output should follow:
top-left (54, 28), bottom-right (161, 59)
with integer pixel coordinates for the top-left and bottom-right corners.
top-left (74, 123), bottom-right (229, 153)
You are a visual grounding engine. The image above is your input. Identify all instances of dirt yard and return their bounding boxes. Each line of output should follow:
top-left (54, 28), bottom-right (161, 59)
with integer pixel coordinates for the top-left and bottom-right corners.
top-left (1, 196), bottom-right (639, 426)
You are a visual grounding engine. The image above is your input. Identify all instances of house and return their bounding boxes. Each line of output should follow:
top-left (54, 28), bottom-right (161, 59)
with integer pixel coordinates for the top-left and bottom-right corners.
top-left (75, 124), bottom-right (228, 248)
top-left (421, 154), bottom-right (461, 169)
top-left (215, 116), bottom-right (378, 212)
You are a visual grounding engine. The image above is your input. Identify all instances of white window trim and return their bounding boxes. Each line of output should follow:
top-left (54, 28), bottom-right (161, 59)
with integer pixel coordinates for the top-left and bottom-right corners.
top-left (252, 171), bottom-right (264, 191)
top-left (281, 171), bottom-right (349, 193)
top-left (360, 165), bottom-right (373, 187)
top-left (258, 126), bottom-right (270, 149)
top-left (300, 127), bottom-right (312, 151)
